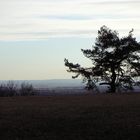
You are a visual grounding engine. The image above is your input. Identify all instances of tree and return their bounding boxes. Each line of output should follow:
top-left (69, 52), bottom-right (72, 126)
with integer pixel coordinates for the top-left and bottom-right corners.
top-left (19, 82), bottom-right (36, 96)
top-left (64, 26), bottom-right (140, 93)
top-left (6, 81), bottom-right (17, 96)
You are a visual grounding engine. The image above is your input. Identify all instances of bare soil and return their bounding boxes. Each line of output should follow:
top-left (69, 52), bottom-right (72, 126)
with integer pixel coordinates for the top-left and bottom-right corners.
top-left (0, 93), bottom-right (140, 140)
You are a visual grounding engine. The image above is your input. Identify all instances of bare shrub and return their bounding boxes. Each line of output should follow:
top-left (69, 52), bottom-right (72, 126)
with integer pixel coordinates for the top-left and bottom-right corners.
top-left (0, 81), bottom-right (17, 97)
top-left (0, 81), bottom-right (37, 97)
top-left (19, 82), bottom-right (36, 96)
top-left (0, 84), bottom-right (7, 97)
top-left (6, 81), bottom-right (17, 96)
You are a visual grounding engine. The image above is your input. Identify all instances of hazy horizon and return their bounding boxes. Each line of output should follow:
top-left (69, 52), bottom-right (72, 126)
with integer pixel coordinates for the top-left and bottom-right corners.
top-left (0, 0), bottom-right (140, 80)
top-left (0, 79), bottom-right (85, 89)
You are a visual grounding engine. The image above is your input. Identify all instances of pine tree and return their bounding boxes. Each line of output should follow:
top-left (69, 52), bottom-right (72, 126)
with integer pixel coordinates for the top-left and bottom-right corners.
top-left (64, 26), bottom-right (140, 93)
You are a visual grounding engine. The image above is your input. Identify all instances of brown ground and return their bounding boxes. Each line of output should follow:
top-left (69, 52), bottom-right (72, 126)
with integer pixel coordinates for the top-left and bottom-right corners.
top-left (0, 93), bottom-right (140, 140)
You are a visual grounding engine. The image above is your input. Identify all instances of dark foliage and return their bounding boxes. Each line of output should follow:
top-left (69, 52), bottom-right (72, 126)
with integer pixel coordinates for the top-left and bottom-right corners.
top-left (64, 26), bottom-right (140, 93)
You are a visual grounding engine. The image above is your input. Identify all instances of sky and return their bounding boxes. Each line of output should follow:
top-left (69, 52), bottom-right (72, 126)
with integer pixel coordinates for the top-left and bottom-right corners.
top-left (0, 0), bottom-right (140, 80)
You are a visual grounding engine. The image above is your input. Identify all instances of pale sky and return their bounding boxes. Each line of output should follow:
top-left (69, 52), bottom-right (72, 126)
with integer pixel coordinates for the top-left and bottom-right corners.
top-left (0, 0), bottom-right (140, 80)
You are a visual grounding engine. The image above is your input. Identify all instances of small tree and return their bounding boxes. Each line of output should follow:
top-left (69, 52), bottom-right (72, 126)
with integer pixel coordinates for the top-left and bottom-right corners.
top-left (19, 82), bottom-right (36, 96)
top-left (64, 26), bottom-right (140, 93)
top-left (0, 84), bottom-right (8, 97)
top-left (6, 81), bottom-right (17, 96)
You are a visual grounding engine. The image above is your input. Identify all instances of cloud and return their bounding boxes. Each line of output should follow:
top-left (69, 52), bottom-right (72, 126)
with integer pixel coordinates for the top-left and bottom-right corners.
top-left (40, 15), bottom-right (93, 20)
top-left (0, 0), bottom-right (140, 41)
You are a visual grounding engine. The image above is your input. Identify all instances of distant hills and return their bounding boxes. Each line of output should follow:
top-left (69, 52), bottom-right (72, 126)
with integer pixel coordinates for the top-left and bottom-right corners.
top-left (0, 79), bottom-right (85, 89)
top-left (0, 79), bottom-right (139, 93)
top-left (30, 79), bottom-right (85, 88)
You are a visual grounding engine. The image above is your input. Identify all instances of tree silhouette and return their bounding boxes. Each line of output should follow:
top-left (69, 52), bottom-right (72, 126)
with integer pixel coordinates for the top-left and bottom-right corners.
top-left (64, 26), bottom-right (140, 93)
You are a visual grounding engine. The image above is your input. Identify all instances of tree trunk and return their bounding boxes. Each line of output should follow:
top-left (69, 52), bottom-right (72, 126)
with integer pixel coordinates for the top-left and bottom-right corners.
top-left (110, 81), bottom-right (116, 93)
top-left (110, 66), bottom-right (116, 93)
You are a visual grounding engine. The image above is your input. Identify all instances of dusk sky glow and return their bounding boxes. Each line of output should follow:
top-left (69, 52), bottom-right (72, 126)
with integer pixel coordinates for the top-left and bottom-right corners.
top-left (0, 0), bottom-right (140, 80)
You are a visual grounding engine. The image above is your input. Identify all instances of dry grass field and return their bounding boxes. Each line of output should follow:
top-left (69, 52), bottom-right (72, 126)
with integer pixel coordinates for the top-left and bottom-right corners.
top-left (0, 93), bottom-right (140, 140)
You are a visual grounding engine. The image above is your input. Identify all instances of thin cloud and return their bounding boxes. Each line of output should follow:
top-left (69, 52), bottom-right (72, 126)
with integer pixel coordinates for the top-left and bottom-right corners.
top-left (40, 15), bottom-right (93, 20)
top-left (84, 0), bottom-right (140, 5)
top-left (0, 0), bottom-right (140, 41)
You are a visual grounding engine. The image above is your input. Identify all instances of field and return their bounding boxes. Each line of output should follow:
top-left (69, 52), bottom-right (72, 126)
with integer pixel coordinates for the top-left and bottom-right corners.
top-left (0, 93), bottom-right (140, 140)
